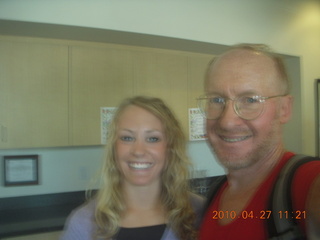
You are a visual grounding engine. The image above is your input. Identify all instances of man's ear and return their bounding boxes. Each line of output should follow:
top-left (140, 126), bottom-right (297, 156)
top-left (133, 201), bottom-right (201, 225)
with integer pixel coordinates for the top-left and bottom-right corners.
top-left (280, 95), bottom-right (293, 124)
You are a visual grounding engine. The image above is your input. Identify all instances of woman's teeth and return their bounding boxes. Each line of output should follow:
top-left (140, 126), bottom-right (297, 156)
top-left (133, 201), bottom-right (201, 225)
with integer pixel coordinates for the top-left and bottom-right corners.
top-left (128, 162), bottom-right (153, 169)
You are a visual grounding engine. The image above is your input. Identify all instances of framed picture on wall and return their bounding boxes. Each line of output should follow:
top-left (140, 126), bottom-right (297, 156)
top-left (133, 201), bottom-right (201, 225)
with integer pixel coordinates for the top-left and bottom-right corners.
top-left (3, 155), bottom-right (39, 186)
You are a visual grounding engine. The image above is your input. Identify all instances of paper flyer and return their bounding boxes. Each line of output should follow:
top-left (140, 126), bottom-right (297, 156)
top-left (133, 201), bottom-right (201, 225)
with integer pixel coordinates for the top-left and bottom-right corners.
top-left (101, 107), bottom-right (117, 144)
top-left (189, 108), bottom-right (207, 141)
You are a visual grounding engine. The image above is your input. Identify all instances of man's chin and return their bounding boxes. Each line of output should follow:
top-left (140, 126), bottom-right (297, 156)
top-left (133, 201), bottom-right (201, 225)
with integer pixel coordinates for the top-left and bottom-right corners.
top-left (214, 150), bottom-right (255, 170)
top-left (219, 159), bottom-right (253, 170)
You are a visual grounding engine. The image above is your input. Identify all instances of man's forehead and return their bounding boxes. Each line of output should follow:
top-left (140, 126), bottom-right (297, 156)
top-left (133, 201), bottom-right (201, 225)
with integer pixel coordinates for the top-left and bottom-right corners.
top-left (217, 48), bottom-right (270, 64)
top-left (208, 49), bottom-right (276, 77)
top-left (206, 50), bottom-right (281, 92)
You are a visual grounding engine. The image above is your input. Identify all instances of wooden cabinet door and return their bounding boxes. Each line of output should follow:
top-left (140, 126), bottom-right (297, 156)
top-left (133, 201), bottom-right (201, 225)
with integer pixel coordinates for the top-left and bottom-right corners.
top-left (133, 51), bottom-right (189, 134)
top-left (70, 46), bottom-right (134, 146)
top-left (187, 54), bottom-right (214, 108)
top-left (0, 52), bottom-right (8, 146)
top-left (0, 40), bottom-right (69, 149)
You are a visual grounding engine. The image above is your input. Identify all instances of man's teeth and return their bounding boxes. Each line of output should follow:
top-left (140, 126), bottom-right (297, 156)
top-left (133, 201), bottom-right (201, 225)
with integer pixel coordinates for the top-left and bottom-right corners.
top-left (128, 162), bottom-right (153, 169)
top-left (223, 136), bottom-right (250, 142)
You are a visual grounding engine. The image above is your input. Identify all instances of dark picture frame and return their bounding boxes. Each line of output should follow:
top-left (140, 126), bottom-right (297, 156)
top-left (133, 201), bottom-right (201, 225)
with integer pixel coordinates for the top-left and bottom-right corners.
top-left (3, 155), bottom-right (39, 186)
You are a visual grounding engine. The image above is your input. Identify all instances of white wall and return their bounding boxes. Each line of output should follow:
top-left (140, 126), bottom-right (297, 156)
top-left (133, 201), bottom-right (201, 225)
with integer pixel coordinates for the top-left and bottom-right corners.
top-left (0, 142), bottom-right (222, 198)
top-left (0, 0), bottom-right (319, 197)
top-left (0, 146), bottom-right (105, 197)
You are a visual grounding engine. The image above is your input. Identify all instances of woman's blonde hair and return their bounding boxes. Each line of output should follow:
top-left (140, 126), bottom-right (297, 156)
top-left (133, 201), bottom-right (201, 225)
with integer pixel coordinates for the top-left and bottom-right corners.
top-left (93, 96), bottom-right (196, 239)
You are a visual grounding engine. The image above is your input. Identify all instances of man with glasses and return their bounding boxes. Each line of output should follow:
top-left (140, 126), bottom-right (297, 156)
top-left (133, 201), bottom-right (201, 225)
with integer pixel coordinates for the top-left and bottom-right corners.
top-left (198, 44), bottom-right (320, 239)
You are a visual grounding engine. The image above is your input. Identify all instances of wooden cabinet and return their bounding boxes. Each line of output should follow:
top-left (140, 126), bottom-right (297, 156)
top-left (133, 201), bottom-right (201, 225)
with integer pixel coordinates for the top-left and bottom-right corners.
top-left (133, 51), bottom-right (189, 133)
top-left (0, 37), bottom-right (213, 149)
top-left (187, 54), bottom-right (214, 108)
top-left (69, 48), bottom-right (213, 144)
top-left (0, 35), bottom-right (302, 151)
top-left (0, 55), bottom-right (7, 145)
top-left (0, 40), bottom-right (69, 149)
top-left (69, 45), bottom-right (134, 146)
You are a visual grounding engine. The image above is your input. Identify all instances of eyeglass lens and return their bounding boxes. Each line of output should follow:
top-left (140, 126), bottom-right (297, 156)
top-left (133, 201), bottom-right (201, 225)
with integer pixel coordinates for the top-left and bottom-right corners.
top-left (199, 96), bottom-right (264, 120)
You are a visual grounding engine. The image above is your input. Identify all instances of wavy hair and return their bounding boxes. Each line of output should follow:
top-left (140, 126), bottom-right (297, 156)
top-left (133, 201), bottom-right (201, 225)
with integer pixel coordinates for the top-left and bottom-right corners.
top-left (93, 96), bottom-right (196, 240)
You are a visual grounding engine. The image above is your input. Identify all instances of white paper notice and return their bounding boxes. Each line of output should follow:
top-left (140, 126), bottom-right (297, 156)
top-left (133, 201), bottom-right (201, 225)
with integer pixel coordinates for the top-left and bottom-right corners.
top-left (189, 108), bottom-right (207, 141)
top-left (6, 159), bottom-right (36, 182)
top-left (101, 107), bottom-right (117, 144)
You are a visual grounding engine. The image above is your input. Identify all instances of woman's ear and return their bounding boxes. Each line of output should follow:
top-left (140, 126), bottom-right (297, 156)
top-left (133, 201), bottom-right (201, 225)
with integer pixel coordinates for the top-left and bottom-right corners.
top-left (280, 95), bottom-right (293, 124)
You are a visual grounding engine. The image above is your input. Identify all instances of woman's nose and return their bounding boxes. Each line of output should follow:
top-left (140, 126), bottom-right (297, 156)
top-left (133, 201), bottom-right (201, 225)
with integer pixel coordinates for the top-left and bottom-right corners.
top-left (131, 140), bottom-right (146, 156)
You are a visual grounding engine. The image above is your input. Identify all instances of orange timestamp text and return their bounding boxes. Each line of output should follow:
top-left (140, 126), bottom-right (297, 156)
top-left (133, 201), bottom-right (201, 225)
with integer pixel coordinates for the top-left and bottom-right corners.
top-left (212, 210), bottom-right (307, 220)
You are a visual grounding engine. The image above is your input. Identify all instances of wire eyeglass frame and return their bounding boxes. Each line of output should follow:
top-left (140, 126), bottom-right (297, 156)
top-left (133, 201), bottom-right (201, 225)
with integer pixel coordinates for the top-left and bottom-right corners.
top-left (197, 94), bottom-right (287, 120)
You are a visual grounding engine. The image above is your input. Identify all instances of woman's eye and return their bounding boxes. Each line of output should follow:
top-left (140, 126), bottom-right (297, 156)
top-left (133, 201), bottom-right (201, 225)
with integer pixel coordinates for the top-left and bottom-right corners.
top-left (120, 136), bottom-right (134, 142)
top-left (147, 137), bottom-right (160, 142)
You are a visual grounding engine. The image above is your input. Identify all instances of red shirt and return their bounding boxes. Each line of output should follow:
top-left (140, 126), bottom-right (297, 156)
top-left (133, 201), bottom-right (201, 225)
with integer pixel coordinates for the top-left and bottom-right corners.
top-left (198, 152), bottom-right (320, 240)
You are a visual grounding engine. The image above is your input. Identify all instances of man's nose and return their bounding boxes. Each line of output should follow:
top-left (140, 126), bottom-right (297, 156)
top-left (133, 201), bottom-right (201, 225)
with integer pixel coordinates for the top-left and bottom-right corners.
top-left (218, 101), bottom-right (242, 127)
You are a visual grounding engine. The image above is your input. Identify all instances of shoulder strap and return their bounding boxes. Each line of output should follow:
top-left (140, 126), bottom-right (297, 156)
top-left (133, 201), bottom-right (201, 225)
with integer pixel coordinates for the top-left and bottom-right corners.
top-left (267, 154), bottom-right (319, 240)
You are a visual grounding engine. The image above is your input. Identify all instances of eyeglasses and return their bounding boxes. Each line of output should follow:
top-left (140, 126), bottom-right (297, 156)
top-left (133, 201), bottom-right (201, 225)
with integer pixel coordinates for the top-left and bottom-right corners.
top-left (197, 94), bottom-right (287, 120)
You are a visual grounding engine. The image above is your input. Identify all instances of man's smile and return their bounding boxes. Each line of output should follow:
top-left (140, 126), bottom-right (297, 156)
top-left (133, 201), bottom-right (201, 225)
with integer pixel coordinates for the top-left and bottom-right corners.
top-left (220, 135), bottom-right (252, 143)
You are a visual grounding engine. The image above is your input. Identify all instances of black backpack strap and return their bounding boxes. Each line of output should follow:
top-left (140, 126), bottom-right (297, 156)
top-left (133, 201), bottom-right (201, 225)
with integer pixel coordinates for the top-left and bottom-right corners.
top-left (267, 154), bottom-right (319, 240)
